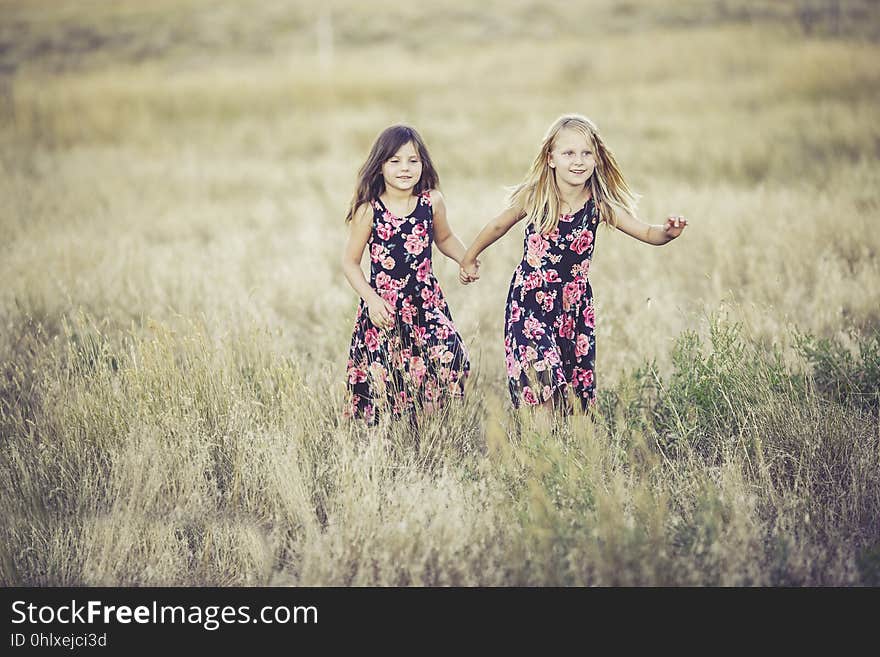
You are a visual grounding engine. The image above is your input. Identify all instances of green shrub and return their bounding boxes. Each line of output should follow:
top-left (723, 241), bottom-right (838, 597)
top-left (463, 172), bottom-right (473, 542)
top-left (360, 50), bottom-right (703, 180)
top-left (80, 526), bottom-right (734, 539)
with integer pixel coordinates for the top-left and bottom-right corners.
top-left (795, 329), bottom-right (880, 414)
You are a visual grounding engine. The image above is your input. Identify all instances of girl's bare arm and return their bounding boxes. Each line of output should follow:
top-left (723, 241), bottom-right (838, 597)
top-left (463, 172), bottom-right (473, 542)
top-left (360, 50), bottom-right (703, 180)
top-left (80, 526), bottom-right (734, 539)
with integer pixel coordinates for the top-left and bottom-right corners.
top-left (461, 205), bottom-right (527, 269)
top-left (341, 204), bottom-right (394, 328)
top-left (431, 190), bottom-right (468, 265)
top-left (612, 207), bottom-right (688, 245)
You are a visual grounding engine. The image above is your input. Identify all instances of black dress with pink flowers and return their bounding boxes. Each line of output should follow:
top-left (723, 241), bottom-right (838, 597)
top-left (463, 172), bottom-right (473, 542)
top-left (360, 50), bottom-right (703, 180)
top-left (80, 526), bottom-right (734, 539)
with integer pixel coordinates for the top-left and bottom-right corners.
top-left (504, 197), bottom-right (599, 410)
top-left (346, 190), bottom-right (470, 424)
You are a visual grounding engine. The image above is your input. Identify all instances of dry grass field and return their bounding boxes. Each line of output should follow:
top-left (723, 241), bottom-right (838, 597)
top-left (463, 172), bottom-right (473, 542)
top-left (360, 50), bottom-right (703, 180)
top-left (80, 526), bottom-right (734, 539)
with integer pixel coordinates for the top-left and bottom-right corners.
top-left (1, 0), bottom-right (879, 585)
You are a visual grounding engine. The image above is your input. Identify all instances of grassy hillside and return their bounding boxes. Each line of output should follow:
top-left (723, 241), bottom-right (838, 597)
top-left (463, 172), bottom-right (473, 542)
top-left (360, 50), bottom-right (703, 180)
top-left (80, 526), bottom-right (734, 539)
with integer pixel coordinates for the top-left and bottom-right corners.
top-left (1, 0), bottom-right (878, 585)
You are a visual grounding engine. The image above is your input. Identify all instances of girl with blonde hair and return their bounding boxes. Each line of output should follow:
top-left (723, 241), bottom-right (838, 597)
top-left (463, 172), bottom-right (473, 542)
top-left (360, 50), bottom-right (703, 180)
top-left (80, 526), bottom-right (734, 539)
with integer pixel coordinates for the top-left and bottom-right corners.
top-left (460, 114), bottom-right (687, 410)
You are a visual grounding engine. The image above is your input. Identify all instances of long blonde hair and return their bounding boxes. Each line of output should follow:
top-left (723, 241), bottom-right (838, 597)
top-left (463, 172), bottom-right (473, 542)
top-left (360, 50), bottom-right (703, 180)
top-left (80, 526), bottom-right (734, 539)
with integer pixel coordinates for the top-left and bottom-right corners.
top-left (509, 114), bottom-right (639, 234)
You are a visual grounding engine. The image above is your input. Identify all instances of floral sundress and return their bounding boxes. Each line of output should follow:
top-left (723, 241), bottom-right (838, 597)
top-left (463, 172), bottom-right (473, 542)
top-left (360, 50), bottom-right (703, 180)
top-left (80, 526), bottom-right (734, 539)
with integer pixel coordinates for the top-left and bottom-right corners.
top-left (504, 197), bottom-right (599, 410)
top-left (346, 190), bottom-right (470, 424)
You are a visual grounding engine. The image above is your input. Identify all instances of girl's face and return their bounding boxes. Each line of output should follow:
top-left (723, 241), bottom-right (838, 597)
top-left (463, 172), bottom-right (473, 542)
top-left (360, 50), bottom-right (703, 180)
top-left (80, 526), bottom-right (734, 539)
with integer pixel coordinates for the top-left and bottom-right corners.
top-left (547, 128), bottom-right (596, 190)
top-left (382, 141), bottom-right (423, 194)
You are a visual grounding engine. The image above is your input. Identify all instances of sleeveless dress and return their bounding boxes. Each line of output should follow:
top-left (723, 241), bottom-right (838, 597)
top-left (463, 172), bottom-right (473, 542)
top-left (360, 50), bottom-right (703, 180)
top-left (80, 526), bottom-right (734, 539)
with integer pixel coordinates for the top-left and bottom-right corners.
top-left (345, 190), bottom-right (470, 424)
top-left (504, 197), bottom-right (599, 410)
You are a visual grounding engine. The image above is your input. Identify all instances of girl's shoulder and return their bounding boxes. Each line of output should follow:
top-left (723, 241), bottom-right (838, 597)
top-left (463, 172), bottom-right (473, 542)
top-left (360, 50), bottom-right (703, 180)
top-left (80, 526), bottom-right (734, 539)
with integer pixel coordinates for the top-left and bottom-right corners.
top-left (350, 201), bottom-right (374, 224)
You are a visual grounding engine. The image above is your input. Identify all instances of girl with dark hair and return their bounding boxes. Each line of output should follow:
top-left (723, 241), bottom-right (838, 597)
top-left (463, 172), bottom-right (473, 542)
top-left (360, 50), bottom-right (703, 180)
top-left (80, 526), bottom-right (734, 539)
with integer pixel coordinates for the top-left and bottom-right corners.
top-left (342, 125), bottom-right (472, 424)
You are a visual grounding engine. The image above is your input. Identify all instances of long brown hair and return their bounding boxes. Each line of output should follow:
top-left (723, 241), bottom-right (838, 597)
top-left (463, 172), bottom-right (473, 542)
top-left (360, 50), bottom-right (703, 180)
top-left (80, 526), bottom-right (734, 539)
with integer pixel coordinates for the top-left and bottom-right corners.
top-left (508, 114), bottom-right (639, 234)
top-left (345, 125), bottom-right (440, 222)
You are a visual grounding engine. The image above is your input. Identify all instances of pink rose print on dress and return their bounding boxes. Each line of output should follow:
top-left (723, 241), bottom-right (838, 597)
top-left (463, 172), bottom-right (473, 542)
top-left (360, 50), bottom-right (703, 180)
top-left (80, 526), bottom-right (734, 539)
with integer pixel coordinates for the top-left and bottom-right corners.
top-left (375, 272), bottom-right (392, 290)
top-left (364, 327), bottom-right (379, 352)
top-left (572, 367), bottom-right (594, 389)
top-left (570, 229), bottom-right (593, 255)
top-left (522, 386), bottom-right (539, 406)
top-left (416, 258), bottom-right (432, 283)
top-left (400, 298), bottom-right (417, 325)
top-left (348, 364), bottom-right (367, 384)
top-left (509, 301), bottom-right (522, 324)
top-left (412, 325), bottom-right (428, 347)
top-left (420, 286), bottom-right (438, 309)
top-left (576, 333), bottom-right (590, 357)
top-left (382, 256), bottom-right (395, 270)
top-left (506, 352), bottom-right (521, 378)
top-left (376, 222), bottom-right (393, 241)
top-left (381, 289), bottom-right (397, 306)
top-left (526, 233), bottom-right (549, 267)
top-left (432, 283), bottom-right (447, 310)
top-left (383, 209), bottom-right (406, 229)
top-left (582, 304), bottom-right (595, 328)
top-left (405, 233), bottom-right (429, 255)
top-left (409, 356), bottom-right (427, 386)
top-left (558, 315), bottom-right (575, 340)
top-left (562, 281), bottom-right (583, 311)
top-left (554, 368), bottom-right (567, 386)
top-left (524, 271), bottom-right (543, 292)
top-left (523, 317), bottom-right (545, 340)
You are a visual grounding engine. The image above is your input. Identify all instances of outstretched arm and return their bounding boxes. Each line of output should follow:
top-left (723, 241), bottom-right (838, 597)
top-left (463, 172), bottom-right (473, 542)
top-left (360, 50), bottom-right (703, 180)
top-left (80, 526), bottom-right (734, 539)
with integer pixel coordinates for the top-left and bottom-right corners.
top-left (431, 190), bottom-right (468, 265)
top-left (459, 206), bottom-right (527, 284)
top-left (341, 204), bottom-right (395, 330)
top-left (612, 207), bottom-right (688, 245)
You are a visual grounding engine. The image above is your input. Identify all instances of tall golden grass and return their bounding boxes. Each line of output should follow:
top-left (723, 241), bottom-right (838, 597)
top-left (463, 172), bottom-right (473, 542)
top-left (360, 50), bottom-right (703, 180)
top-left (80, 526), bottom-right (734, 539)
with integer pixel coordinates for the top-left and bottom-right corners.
top-left (1, 0), bottom-right (878, 585)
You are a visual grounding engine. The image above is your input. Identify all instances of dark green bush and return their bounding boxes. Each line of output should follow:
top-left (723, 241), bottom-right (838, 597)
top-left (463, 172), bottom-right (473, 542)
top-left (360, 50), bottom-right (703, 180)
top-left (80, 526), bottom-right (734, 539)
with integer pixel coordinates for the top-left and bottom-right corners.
top-left (795, 328), bottom-right (880, 414)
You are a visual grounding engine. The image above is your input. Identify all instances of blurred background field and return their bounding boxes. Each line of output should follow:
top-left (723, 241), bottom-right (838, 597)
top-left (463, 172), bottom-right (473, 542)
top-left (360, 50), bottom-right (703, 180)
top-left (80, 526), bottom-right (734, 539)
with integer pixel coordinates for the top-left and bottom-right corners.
top-left (1, 0), bottom-right (878, 585)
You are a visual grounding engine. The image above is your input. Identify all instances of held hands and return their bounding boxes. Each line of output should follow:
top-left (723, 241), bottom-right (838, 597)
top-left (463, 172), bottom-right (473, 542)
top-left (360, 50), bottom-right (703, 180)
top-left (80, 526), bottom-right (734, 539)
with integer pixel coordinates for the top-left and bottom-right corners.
top-left (663, 215), bottom-right (688, 241)
top-left (459, 258), bottom-right (481, 285)
top-left (367, 294), bottom-right (395, 330)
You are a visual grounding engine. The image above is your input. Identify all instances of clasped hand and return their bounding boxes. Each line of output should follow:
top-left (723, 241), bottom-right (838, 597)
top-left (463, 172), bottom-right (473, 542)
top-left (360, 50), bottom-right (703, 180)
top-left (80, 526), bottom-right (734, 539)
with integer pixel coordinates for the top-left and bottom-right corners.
top-left (459, 258), bottom-right (481, 285)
